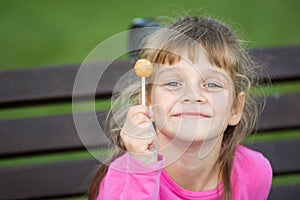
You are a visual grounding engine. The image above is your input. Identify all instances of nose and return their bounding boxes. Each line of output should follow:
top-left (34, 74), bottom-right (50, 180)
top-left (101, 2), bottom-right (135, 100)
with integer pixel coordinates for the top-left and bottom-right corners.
top-left (181, 85), bottom-right (207, 104)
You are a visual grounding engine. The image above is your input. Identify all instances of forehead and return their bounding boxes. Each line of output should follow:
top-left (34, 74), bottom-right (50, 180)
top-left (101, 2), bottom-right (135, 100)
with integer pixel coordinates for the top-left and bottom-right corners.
top-left (155, 47), bottom-right (231, 80)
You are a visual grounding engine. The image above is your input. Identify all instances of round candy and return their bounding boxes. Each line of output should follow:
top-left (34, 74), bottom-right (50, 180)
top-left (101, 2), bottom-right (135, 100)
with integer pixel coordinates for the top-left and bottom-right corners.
top-left (134, 59), bottom-right (153, 77)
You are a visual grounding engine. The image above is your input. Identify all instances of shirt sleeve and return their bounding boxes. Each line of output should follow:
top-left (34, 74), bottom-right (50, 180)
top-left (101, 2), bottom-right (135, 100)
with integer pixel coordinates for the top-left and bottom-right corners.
top-left (252, 154), bottom-right (273, 200)
top-left (231, 145), bottom-right (273, 200)
top-left (97, 152), bottom-right (165, 200)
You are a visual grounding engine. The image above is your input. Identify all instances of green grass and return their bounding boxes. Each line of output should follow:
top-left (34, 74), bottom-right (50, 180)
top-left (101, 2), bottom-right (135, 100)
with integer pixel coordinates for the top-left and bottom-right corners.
top-left (0, 148), bottom-right (110, 168)
top-left (0, 0), bottom-right (299, 70)
top-left (245, 129), bottom-right (300, 143)
top-left (273, 173), bottom-right (300, 187)
top-left (253, 81), bottom-right (300, 97)
top-left (0, 99), bottom-right (111, 120)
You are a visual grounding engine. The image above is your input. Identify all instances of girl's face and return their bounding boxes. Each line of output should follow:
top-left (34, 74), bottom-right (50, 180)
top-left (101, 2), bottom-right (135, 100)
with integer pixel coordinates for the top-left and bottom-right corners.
top-left (151, 47), bottom-right (244, 145)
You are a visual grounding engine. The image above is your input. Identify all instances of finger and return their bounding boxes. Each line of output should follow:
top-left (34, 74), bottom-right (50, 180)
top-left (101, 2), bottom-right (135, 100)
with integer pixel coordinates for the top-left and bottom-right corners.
top-left (122, 124), bottom-right (156, 139)
top-left (127, 105), bottom-right (150, 118)
top-left (122, 116), bottom-right (156, 140)
top-left (129, 112), bottom-right (151, 126)
top-left (125, 136), bottom-right (156, 153)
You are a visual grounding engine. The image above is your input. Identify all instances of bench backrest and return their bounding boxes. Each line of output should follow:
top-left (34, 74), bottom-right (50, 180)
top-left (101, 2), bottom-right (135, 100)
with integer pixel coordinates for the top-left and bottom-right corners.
top-left (0, 45), bottom-right (299, 200)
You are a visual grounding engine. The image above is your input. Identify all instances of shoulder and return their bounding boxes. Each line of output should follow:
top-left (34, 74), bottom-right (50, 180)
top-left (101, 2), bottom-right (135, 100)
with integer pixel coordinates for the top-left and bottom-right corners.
top-left (231, 145), bottom-right (273, 198)
top-left (234, 145), bottom-right (272, 172)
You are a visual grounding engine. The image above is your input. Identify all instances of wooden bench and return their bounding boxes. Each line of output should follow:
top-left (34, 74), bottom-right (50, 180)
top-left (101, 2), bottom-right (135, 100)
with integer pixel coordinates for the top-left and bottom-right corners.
top-left (0, 45), bottom-right (299, 200)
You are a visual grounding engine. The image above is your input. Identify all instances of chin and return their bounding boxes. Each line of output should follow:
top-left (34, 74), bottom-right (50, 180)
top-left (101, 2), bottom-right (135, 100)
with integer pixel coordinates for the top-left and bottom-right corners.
top-left (158, 122), bottom-right (222, 144)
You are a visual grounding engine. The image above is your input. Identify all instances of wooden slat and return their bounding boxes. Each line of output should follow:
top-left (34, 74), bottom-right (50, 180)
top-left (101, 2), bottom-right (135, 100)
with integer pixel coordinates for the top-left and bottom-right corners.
top-left (250, 45), bottom-right (300, 82)
top-left (256, 93), bottom-right (300, 131)
top-left (268, 184), bottom-right (300, 200)
top-left (0, 64), bottom-right (78, 107)
top-left (0, 159), bottom-right (100, 200)
top-left (246, 138), bottom-right (300, 175)
top-left (0, 59), bottom-right (134, 107)
top-left (0, 112), bottom-right (109, 157)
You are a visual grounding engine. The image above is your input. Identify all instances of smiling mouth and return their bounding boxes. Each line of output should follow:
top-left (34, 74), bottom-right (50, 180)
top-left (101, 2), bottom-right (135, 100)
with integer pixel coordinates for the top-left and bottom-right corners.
top-left (172, 112), bottom-right (211, 118)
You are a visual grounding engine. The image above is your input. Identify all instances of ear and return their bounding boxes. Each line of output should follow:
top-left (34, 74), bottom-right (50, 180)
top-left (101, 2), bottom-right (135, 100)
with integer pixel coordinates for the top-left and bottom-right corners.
top-left (228, 92), bottom-right (245, 126)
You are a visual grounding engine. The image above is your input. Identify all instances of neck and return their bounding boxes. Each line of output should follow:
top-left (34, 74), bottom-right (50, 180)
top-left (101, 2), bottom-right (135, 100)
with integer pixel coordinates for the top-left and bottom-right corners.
top-left (158, 133), bottom-right (223, 192)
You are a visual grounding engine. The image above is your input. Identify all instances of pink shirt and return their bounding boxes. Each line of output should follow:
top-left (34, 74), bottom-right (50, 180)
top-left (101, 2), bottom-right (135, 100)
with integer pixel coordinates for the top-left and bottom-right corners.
top-left (98, 145), bottom-right (272, 200)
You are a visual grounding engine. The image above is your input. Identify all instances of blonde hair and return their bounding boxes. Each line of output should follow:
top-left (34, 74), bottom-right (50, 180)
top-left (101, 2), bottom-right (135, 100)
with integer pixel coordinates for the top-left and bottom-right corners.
top-left (89, 16), bottom-right (262, 200)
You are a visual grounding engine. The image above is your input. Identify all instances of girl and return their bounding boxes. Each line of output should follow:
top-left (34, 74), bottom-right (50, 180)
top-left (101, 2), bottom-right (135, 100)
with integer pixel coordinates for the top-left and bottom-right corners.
top-left (89, 16), bottom-right (272, 200)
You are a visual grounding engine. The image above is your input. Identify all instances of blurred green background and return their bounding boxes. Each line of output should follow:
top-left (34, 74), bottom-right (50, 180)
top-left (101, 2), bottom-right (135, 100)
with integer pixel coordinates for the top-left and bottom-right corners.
top-left (1, 0), bottom-right (299, 70)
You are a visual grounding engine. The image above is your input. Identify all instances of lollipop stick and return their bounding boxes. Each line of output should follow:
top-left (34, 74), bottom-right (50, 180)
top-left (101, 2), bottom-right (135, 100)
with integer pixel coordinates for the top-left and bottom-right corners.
top-left (134, 59), bottom-right (152, 106)
top-left (141, 77), bottom-right (146, 106)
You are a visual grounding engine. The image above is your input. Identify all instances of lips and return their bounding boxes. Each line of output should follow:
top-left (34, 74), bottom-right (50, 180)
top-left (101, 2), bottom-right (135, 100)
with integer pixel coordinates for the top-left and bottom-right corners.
top-left (172, 112), bottom-right (211, 118)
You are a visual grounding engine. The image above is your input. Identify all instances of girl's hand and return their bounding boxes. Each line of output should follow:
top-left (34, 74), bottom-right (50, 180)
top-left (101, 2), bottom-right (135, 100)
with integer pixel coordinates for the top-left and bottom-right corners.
top-left (120, 105), bottom-right (158, 165)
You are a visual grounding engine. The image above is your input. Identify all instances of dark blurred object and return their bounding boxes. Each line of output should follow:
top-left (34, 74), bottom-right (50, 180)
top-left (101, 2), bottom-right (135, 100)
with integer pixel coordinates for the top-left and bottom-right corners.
top-left (128, 18), bottom-right (160, 58)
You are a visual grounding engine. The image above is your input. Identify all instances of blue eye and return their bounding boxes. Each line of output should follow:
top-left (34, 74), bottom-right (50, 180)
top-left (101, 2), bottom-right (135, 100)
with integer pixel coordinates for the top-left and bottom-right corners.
top-left (163, 81), bottom-right (182, 87)
top-left (203, 83), bottom-right (222, 88)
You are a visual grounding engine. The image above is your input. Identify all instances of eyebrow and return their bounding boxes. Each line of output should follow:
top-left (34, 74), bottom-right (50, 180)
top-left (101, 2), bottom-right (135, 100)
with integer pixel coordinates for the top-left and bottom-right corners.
top-left (157, 67), bottom-right (178, 76)
top-left (157, 66), bottom-right (232, 82)
top-left (206, 69), bottom-right (231, 81)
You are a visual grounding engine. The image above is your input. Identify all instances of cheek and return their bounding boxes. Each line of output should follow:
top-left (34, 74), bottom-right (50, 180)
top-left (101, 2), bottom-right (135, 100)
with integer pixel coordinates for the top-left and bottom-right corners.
top-left (210, 92), bottom-right (234, 132)
top-left (151, 88), bottom-right (177, 128)
top-left (211, 91), bottom-right (233, 114)
top-left (152, 87), bottom-right (176, 112)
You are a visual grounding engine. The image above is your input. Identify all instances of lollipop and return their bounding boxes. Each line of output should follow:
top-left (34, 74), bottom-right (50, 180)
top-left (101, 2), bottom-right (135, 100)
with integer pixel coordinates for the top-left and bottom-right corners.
top-left (134, 59), bottom-right (153, 105)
